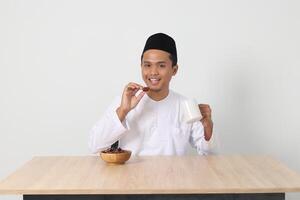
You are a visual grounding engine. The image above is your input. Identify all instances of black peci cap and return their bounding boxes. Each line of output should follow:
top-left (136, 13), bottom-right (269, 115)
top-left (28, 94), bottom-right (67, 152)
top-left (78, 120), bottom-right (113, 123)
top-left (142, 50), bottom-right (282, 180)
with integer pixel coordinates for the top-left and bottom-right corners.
top-left (142, 33), bottom-right (177, 65)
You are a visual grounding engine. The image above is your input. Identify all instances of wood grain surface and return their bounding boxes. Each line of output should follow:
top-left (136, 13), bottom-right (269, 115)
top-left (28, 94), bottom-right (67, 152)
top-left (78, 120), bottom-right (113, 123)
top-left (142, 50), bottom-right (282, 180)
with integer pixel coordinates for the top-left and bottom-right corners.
top-left (0, 155), bottom-right (300, 194)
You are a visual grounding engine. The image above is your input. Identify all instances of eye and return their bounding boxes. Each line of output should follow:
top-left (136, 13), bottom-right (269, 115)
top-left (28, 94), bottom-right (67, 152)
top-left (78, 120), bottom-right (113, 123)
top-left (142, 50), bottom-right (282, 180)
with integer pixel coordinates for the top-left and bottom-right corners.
top-left (159, 64), bottom-right (166, 68)
top-left (143, 63), bottom-right (151, 67)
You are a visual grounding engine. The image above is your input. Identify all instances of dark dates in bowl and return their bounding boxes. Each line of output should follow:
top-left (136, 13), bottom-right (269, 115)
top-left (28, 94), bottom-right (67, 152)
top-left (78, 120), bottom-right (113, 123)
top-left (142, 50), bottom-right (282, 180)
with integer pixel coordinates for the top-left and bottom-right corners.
top-left (100, 147), bottom-right (132, 165)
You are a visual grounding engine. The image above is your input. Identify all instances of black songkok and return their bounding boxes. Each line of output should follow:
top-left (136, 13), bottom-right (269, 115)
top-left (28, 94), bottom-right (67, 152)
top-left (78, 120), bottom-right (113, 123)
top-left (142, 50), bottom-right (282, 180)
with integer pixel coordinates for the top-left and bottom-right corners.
top-left (142, 33), bottom-right (177, 65)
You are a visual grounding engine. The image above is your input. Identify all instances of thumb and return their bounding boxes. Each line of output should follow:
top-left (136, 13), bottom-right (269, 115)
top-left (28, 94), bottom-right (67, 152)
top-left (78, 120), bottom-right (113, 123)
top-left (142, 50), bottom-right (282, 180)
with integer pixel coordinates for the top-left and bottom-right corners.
top-left (136, 91), bottom-right (146, 102)
top-left (132, 91), bottom-right (146, 108)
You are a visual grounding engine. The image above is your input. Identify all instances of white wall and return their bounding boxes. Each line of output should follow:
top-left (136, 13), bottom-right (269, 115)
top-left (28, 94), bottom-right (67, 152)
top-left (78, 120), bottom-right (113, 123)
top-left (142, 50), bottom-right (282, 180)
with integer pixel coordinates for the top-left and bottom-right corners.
top-left (1, 0), bottom-right (300, 199)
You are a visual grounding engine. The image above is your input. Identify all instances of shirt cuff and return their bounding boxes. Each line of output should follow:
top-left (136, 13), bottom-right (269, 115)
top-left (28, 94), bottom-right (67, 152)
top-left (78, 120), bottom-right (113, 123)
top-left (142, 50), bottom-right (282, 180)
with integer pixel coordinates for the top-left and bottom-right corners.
top-left (111, 109), bottom-right (129, 132)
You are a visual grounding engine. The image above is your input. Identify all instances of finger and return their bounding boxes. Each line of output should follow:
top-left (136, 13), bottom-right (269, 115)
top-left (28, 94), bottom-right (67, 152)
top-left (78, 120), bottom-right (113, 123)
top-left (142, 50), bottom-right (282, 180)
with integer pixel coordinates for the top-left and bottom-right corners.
top-left (128, 82), bottom-right (144, 90)
top-left (202, 112), bottom-right (211, 116)
top-left (200, 118), bottom-right (210, 128)
top-left (131, 87), bottom-right (141, 96)
top-left (136, 91), bottom-right (146, 102)
top-left (202, 114), bottom-right (212, 119)
top-left (129, 83), bottom-right (151, 92)
top-left (198, 104), bottom-right (211, 113)
top-left (127, 83), bottom-right (139, 89)
top-left (126, 86), bottom-right (139, 95)
top-left (131, 91), bottom-right (146, 108)
top-left (126, 84), bottom-right (141, 94)
top-left (200, 118), bottom-right (209, 127)
top-left (199, 108), bottom-right (211, 114)
top-left (127, 85), bottom-right (137, 90)
top-left (198, 104), bottom-right (211, 110)
top-left (199, 104), bottom-right (210, 107)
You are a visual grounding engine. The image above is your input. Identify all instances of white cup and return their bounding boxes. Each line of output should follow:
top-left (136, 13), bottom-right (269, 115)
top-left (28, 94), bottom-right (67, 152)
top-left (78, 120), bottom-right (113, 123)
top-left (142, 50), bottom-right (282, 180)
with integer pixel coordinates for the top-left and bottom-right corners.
top-left (182, 99), bottom-right (202, 124)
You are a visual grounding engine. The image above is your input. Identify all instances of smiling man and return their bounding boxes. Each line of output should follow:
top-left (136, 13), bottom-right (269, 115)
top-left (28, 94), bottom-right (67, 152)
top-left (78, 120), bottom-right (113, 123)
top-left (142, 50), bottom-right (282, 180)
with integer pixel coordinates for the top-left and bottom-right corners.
top-left (89, 33), bottom-right (213, 155)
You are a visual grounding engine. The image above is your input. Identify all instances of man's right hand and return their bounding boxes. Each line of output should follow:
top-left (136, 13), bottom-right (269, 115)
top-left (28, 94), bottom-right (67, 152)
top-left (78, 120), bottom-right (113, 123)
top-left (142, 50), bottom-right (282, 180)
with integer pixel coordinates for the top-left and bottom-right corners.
top-left (116, 82), bottom-right (146, 122)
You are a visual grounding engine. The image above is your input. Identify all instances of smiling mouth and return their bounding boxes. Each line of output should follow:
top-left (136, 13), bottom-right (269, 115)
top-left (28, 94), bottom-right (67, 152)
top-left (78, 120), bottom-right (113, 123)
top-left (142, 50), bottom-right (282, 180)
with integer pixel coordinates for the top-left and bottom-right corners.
top-left (148, 78), bottom-right (161, 85)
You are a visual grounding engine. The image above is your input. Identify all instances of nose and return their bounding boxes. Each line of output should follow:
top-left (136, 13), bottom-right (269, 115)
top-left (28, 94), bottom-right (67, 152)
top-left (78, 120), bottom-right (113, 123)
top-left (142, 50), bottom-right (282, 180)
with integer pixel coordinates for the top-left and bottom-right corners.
top-left (150, 66), bottom-right (159, 76)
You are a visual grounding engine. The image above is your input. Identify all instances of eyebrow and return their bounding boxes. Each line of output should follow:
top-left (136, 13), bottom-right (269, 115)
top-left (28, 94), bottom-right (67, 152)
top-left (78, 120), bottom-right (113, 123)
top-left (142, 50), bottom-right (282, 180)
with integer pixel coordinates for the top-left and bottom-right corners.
top-left (143, 61), bottom-right (167, 64)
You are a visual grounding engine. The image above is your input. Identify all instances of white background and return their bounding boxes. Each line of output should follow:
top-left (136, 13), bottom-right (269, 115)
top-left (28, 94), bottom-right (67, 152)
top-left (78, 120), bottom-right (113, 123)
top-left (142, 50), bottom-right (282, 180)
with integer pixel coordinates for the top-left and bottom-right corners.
top-left (1, 0), bottom-right (300, 199)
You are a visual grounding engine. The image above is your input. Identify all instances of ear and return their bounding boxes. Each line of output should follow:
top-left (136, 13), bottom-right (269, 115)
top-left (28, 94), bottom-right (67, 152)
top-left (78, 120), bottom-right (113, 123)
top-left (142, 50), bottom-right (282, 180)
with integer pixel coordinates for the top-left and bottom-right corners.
top-left (172, 65), bottom-right (178, 76)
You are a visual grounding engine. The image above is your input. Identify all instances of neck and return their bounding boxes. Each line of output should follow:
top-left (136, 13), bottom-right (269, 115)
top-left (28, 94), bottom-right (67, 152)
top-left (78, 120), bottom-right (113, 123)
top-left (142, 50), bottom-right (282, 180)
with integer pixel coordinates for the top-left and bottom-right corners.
top-left (147, 88), bottom-right (169, 101)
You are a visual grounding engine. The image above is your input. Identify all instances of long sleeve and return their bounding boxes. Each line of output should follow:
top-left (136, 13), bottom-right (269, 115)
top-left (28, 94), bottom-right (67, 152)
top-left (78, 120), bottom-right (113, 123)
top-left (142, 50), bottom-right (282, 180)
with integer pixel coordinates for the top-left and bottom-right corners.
top-left (189, 121), bottom-right (210, 155)
top-left (88, 97), bottom-right (128, 154)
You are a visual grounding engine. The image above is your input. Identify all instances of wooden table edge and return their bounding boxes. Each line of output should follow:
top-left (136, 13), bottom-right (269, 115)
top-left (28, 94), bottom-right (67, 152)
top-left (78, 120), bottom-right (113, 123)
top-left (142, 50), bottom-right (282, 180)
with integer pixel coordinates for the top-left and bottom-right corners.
top-left (1, 187), bottom-right (300, 195)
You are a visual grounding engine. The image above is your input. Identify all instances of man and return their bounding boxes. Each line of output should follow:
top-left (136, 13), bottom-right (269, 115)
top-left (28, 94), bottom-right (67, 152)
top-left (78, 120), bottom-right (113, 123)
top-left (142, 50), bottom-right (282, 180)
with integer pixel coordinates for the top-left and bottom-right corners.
top-left (89, 33), bottom-right (213, 155)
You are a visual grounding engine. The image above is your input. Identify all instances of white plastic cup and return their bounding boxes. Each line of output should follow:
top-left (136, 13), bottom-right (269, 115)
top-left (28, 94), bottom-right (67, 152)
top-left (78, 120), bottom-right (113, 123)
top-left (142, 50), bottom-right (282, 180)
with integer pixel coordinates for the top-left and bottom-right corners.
top-left (182, 99), bottom-right (202, 124)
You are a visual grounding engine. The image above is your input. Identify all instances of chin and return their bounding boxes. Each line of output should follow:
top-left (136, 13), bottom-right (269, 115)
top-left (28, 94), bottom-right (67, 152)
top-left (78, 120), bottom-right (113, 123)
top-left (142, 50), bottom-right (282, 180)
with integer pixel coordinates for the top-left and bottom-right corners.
top-left (146, 81), bottom-right (164, 92)
top-left (150, 88), bottom-right (162, 92)
top-left (149, 85), bottom-right (163, 92)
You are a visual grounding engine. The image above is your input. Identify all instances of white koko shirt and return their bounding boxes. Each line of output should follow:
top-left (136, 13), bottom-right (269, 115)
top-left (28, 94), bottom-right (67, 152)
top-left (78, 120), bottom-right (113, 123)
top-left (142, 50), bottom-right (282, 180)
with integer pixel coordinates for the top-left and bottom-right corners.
top-left (89, 90), bottom-right (210, 155)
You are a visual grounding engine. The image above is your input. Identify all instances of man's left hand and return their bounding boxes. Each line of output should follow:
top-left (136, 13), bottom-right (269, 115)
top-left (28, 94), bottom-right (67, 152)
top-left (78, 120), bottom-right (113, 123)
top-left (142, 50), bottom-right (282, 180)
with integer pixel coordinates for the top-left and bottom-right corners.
top-left (198, 104), bottom-right (213, 141)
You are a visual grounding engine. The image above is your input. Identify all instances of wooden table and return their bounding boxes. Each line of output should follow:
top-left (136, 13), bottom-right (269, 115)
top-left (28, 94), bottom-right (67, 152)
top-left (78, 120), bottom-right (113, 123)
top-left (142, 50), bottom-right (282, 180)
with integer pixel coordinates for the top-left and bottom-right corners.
top-left (0, 155), bottom-right (300, 200)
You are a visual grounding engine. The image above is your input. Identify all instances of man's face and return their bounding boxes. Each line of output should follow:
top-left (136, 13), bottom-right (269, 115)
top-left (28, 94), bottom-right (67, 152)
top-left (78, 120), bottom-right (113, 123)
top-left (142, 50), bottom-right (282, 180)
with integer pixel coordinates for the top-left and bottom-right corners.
top-left (141, 49), bottom-right (178, 92)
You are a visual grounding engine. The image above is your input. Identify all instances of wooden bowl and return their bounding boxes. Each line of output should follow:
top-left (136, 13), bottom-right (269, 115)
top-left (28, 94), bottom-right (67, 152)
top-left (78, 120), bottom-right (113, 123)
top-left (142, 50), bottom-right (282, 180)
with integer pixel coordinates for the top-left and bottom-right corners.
top-left (100, 150), bottom-right (132, 165)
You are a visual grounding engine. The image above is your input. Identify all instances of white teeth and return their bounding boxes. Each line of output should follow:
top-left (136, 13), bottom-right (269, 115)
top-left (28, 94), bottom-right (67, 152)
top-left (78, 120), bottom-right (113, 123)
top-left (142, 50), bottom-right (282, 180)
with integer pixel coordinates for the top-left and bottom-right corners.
top-left (149, 78), bottom-right (160, 85)
top-left (149, 78), bottom-right (160, 81)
